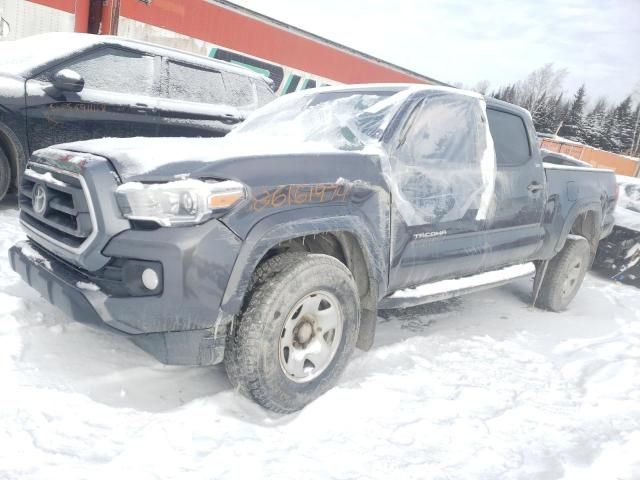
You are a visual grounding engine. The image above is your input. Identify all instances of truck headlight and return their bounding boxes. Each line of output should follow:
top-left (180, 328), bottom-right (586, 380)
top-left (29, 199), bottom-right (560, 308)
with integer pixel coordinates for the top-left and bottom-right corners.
top-left (115, 179), bottom-right (245, 227)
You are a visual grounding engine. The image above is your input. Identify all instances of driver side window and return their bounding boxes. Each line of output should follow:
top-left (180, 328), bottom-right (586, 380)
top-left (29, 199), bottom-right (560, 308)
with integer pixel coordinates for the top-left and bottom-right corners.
top-left (49, 47), bottom-right (156, 96)
top-left (390, 94), bottom-right (493, 225)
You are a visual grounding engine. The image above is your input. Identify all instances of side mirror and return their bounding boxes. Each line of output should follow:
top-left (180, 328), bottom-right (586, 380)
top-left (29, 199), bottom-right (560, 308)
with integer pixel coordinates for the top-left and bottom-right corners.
top-left (51, 69), bottom-right (85, 93)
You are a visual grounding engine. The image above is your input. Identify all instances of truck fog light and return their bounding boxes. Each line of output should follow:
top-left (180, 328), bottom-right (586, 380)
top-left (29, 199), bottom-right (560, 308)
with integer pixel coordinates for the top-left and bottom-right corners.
top-left (142, 268), bottom-right (159, 290)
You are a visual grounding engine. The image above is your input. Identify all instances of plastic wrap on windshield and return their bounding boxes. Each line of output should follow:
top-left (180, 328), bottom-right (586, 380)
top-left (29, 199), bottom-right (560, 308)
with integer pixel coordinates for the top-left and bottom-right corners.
top-left (231, 88), bottom-right (416, 150)
top-left (381, 93), bottom-right (496, 226)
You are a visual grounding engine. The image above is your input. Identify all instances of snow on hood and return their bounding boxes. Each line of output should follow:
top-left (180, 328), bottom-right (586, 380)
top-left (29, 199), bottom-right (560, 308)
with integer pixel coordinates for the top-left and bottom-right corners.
top-left (615, 175), bottom-right (640, 231)
top-left (614, 206), bottom-right (640, 232)
top-left (53, 136), bottom-right (366, 181)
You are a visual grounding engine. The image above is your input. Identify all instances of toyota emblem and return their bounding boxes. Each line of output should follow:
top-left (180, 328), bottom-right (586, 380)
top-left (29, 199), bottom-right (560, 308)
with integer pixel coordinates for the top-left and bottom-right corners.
top-left (32, 184), bottom-right (48, 216)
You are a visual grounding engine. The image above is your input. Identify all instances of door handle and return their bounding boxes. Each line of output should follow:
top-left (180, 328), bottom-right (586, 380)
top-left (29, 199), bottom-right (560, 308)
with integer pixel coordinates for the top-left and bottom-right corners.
top-left (134, 103), bottom-right (151, 114)
top-left (528, 183), bottom-right (543, 193)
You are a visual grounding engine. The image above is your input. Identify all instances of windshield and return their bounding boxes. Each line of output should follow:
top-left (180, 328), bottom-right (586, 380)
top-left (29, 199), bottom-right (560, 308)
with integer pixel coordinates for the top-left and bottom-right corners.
top-left (230, 88), bottom-right (411, 150)
top-left (0, 34), bottom-right (95, 74)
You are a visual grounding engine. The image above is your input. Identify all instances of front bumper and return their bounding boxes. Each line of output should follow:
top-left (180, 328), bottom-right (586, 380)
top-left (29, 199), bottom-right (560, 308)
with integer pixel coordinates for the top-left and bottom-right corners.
top-left (10, 219), bottom-right (242, 365)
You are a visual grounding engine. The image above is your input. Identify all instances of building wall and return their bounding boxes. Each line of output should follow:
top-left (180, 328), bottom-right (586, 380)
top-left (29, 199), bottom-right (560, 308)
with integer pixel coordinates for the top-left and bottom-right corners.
top-left (117, 17), bottom-right (335, 95)
top-left (0, 0), bottom-right (74, 40)
top-left (2, 0), bottom-right (441, 97)
top-left (118, 0), bottom-right (436, 85)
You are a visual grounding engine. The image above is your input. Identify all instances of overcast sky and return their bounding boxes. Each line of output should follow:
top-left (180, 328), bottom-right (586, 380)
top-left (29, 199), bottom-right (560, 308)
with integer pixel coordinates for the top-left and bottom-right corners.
top-left (232, 0), bottom-right (640, 103)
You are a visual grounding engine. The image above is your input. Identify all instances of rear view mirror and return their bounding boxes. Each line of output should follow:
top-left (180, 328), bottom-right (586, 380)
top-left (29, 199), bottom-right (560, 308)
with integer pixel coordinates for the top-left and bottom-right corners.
top-left (51, 69), bottom-right (85, 93)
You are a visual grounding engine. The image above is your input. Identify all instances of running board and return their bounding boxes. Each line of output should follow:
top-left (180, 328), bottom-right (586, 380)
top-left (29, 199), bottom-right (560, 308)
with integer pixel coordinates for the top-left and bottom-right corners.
top-left (379, 263), bottom-right (536, 310)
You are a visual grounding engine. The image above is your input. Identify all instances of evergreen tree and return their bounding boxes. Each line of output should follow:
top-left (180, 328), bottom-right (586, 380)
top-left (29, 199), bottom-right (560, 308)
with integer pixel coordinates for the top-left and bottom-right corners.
top-left (583, 98), bottom-right (608, 148)
top-left (612, 96), bottom-right (634, 154)
top-left (601, 107), bottom-right (619, 152)
top-left (557, 85), bottom-right (587, 141)
top-left (631, 103), bottom-right (640, 156)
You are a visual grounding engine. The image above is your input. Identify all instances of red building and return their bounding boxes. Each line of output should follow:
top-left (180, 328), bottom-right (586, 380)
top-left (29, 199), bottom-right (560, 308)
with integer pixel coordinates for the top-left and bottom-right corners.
top-left (0, 0), bottom-right (444, 94)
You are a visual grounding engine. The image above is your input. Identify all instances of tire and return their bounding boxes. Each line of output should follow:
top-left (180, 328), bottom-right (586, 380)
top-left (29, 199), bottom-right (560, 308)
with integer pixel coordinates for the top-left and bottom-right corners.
top-left (534, 235), bottom-right (591, 312)
top-left (225, 252), bottom-right (360, 413)
top-left (0, 148), bottom-right (11, 201)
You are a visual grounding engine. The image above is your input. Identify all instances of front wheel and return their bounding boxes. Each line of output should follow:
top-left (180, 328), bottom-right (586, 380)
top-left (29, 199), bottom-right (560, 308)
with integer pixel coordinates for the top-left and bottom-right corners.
top-left (224, 252), bottom-right (360, 413)
top-left (534, 234), bottom-right (591, 312)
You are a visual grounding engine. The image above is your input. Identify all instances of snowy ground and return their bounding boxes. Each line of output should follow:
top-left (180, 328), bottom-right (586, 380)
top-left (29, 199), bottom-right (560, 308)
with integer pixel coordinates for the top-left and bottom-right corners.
top-left (1, 200), bottom-right (639, 480)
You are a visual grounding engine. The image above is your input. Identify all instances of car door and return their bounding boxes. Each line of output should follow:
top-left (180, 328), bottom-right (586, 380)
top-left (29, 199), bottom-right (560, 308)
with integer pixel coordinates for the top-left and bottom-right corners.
top-left (155, 59), bottom-right (245, 138)
top-left (479, 107), bottom-right (546, 267)
top-left (388, 93), bottom-right (497, 291)
top-left (25, 46), bottom-right (160, 153)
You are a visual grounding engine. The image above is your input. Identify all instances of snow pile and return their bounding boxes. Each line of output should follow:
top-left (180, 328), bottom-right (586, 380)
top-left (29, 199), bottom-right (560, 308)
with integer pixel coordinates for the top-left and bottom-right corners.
top-left (0, 205), bottom-right (639, 478)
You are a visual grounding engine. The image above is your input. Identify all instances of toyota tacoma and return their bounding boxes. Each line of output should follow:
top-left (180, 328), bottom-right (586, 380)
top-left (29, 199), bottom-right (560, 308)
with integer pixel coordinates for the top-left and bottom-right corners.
top-left (10, 85), bottom-right (617, 412)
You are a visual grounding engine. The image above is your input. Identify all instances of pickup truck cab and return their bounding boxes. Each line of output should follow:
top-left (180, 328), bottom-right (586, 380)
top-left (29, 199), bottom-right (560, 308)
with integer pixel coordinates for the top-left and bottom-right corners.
top-left (10, 84), bottom-right (617, 412)
top-left (0, 32), bottom-right (274, 200)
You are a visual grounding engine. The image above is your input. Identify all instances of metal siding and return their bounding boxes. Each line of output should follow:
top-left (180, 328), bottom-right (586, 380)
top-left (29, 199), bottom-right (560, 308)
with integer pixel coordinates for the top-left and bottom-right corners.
top-left (0, 0), bottom-right (74, 40)
top-left (119, 0), bottom-right (435, 85)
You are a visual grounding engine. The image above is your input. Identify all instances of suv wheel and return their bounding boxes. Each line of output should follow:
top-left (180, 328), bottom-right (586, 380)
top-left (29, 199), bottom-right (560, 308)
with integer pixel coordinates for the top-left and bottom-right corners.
top-left (0, 148), bottom-right (11, 201)
top-left (534, 234), bottom-right (591, 312)
top-left (225, 252), bottom-right (360, 413)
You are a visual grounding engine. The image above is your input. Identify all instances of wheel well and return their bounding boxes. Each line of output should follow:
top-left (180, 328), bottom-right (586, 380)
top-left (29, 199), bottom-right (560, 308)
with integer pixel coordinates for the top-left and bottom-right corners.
top-left (259, 232), bottom-right (374, 303)
top-left (570, 210), bottom-right (600, 257)
top-left (257, 231), bottom-right (378, 349)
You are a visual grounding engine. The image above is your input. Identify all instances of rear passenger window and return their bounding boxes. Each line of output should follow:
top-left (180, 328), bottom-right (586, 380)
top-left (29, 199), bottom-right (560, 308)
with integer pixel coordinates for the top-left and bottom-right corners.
top-left (167, 61), bottom-right (226, 104)
top-left (254, 79), bottom-right (275, 107)
top-left (222, 71), bottom-right (257, 108)
top-left (487, 109), bottom-right (531, 165)
top-left (57, 47), bottom-right (155, 96)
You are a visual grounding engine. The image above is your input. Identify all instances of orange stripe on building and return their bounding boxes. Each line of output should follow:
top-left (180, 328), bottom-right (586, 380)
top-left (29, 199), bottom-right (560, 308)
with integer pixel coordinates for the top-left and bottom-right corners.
top-left (119, 0), bottom-right (431, 84)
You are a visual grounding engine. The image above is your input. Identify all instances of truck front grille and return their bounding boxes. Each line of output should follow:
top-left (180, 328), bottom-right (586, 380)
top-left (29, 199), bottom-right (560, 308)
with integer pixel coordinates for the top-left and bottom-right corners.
top-left (19, 164), bottom-right (95, 250)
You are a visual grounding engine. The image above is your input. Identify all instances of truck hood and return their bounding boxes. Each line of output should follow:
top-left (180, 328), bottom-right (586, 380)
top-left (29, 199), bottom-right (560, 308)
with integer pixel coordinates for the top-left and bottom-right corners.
top-left (52, 136), bottom-right (371, 182)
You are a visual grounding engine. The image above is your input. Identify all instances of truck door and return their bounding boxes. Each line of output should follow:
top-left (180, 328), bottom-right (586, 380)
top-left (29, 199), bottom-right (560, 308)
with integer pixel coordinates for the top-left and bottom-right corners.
top-left (387, 93), bottom-right (497, 292)
top-left (480, 107), bottom-right (546, 268)
top-left (25, 46), bottom-right (160, 153)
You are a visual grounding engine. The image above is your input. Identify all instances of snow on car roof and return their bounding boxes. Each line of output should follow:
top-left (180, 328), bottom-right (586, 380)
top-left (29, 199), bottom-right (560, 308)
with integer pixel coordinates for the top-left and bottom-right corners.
top-left (0, 32), bottom-right (265, 80)
top-left (0, 33), bottom-right (98, 74)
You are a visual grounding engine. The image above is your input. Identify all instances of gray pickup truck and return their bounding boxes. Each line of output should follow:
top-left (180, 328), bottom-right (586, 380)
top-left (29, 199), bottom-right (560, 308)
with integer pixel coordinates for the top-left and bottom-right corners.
top-left (9, 85), bottom-right (617, 412)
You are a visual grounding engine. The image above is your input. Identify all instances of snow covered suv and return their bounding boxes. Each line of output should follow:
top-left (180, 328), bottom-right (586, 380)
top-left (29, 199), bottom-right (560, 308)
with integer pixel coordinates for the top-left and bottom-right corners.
top-left (0, 32), bottom-right (274, 200)
top-left (10, 85), bottom-right (617, 412)
top-left (594, 175), bottom-right (640, 281)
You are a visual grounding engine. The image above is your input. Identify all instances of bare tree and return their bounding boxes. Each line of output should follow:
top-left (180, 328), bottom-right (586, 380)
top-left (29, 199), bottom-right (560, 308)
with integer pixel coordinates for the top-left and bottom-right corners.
top-left (516, 63), bottom-right (568, 118)
top-left (472, 80), bottom-right (491, 95)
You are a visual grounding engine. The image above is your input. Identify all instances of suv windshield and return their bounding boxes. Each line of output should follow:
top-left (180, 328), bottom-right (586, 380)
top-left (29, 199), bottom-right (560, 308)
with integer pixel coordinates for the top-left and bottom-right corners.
top-left (230, 88), bottom-right (411, 150)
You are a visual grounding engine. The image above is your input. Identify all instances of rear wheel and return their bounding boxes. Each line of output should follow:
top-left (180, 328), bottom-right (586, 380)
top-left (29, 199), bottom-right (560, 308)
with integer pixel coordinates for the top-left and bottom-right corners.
top-left (0, 148), bottom-right (11, 201)
top-left (224, 252), bottom-right (360, 413)
top-left (534, 235), bottom-right (591, 312)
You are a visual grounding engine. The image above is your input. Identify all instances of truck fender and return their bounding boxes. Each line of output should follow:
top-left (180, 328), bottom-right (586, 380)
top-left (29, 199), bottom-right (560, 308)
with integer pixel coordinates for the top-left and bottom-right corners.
top-left (554, 201), bottom-right (603, 255)
top-left (218, 206), bottom-right (387, 350)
